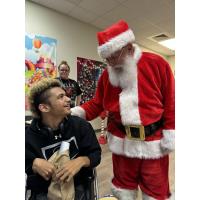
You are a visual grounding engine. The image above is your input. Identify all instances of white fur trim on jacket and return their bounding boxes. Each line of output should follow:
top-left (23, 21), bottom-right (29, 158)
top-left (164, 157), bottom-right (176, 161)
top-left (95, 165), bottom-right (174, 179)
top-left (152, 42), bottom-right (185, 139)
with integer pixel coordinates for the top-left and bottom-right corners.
top-left (98, 29), bottom-right (135, 59)
top-left (168, 192), bottom-right (175, 200)
top-left (120, 87), bottom-right (141, 125)
top-left (70, 106), bottom-right (86, 119)
top-left (107, 132), bottom-right (170, 159)
top-left (160, 130), bottom-right (175, 153)
top-left (119, 44), bottom-right (142, 125)
top-left (111, 183), bottom-right (137, 200)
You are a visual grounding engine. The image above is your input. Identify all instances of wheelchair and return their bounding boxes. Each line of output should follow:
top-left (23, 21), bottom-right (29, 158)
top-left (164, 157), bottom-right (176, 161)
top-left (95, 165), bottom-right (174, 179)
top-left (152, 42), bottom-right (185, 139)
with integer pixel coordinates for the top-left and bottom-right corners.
top-left (25, 117), bottom-right (99, 200)
top-left (25, 169), bottom-right (99, 200)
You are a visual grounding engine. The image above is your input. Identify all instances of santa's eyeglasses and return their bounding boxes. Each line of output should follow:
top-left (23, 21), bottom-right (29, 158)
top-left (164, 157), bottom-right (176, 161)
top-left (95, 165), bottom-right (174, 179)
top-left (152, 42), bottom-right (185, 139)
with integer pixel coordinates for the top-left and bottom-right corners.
top-left (104, 47), bottom-right (126, 64)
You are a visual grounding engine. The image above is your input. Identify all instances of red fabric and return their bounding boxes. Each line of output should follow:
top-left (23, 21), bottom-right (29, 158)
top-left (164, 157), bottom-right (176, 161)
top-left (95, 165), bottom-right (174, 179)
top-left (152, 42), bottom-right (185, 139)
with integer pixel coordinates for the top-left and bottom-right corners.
top-left (81, 52), bottom-right (175, 138)
top-left (99, 110), bottom-right (108, 119)
top-left (80, 50), bottom-right (174, 198)
top-left (137, 53), bottom-right (175, 130)
top-left (98, 134), bottom-right (107, 144)
top-left (112, 154), bottom-right (170, 200)
top-left (97, 20), bottom-right (129, 45)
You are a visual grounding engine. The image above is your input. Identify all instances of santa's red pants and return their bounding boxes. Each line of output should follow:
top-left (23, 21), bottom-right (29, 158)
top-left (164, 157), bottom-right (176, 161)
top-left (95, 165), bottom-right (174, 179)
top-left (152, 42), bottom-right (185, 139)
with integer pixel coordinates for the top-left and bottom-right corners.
top-left (112, 154), bottom-right (170, 200)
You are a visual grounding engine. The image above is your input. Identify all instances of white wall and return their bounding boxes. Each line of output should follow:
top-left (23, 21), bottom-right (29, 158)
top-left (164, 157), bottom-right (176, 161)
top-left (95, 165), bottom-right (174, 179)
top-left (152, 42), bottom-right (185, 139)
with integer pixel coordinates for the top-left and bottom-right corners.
top-left (26, 1), bottom-right (103, 129)
top-left (26, 1), bottom-right (175, 129)
top-left (26, 1), bottom-right (102, 79)
top-left (167, 55), bottom-right (175, 73)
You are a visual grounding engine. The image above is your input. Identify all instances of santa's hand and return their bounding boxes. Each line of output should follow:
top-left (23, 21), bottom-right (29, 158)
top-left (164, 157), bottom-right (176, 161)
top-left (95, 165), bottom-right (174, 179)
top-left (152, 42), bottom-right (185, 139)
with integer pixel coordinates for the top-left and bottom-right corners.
top-left (32, 158), bottom-right (55, 181)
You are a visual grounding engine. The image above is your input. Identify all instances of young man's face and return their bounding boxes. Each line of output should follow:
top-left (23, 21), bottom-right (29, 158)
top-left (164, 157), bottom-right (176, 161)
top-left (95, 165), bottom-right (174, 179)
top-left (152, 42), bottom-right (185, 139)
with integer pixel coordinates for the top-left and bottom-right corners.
top-left (59, 64), bottom-right (70, 80)
top-left (46, 87), bottom-right (71, 117)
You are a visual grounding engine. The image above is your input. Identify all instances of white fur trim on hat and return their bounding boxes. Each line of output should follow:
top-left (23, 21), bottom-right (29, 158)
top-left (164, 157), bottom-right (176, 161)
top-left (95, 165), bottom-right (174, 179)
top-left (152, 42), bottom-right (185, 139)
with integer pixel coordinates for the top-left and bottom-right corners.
top-left (111, 183), bottom-right (137, 200)
top-left (70, 106), bottom-right (86, 119)
top-left (107, 132), bottom-right (170, 159)
top-left (98, 29), bottom-right (135, 59)
top-left (160, 129), bottom-right (175, 153)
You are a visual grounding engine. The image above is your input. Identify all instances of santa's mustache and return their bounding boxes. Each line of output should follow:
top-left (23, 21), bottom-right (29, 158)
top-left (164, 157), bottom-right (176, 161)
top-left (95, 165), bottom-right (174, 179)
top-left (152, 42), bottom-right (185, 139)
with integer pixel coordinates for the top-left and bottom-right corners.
top-left (107, 55), bottom-right (137, 88)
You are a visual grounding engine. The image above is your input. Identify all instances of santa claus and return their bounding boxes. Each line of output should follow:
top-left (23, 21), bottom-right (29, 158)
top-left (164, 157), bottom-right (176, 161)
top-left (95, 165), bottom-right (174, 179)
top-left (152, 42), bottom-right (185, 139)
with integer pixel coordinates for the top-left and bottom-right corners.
top-left (71, 20), bottom-right (175, 200)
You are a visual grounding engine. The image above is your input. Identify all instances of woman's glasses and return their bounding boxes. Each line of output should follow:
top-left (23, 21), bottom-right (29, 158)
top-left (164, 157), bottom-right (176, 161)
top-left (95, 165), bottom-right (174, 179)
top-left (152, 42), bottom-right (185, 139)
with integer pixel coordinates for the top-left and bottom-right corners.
top-left (60, 69), bottom-right (69, 72)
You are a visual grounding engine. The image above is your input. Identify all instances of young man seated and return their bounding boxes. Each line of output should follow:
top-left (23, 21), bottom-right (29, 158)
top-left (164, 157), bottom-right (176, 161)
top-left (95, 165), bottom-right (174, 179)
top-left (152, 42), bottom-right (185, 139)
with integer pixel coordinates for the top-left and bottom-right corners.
top-left (25, 78), bottom-right (101, 200)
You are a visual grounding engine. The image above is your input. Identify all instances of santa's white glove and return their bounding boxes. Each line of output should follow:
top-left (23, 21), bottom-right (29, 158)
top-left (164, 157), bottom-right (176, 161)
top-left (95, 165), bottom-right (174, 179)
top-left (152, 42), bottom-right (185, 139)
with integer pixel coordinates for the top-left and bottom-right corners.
top-left (70, 106), bottom-right (86, 119)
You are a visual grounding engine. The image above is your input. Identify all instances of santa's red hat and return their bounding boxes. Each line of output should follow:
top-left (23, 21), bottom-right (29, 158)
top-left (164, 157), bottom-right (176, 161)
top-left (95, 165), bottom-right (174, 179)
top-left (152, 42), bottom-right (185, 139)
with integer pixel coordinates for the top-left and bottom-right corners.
top-left (97, 20), bottom-right (135, 59)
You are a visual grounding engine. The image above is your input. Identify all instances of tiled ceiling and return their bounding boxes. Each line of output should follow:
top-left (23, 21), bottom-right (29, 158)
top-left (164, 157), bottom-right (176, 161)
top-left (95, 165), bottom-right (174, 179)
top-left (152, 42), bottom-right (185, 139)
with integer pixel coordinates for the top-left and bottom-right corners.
top-left (28, 0), bottom-right (175, 56)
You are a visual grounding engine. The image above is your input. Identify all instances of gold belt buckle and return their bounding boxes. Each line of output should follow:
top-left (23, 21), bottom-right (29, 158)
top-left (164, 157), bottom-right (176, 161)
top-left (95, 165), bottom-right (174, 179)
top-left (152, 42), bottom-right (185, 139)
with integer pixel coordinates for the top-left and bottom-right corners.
top-left (125, 125), bottom-right (145, 140)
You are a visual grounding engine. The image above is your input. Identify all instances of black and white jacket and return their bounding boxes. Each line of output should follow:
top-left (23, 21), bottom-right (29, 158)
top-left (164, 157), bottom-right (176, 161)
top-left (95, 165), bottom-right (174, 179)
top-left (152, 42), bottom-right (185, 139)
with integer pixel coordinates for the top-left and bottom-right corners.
top-left (25, 115), bottom-right (101, 193)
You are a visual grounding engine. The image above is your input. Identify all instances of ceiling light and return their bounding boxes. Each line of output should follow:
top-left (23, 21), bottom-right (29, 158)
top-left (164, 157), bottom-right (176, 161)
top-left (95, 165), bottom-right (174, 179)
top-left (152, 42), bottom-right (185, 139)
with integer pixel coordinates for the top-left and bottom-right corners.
top-left (159, 38), bottom-right (175, 51)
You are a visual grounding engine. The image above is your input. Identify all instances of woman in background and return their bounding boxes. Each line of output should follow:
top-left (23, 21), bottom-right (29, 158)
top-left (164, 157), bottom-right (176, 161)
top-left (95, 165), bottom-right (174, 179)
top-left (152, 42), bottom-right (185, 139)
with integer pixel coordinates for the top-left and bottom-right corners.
top-left (56, 60), bottom-right (82, 107)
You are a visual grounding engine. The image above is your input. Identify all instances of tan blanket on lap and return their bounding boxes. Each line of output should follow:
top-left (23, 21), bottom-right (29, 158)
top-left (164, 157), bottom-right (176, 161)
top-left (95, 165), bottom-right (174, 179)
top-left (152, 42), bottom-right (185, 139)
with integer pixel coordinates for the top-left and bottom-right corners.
top-left (47, 150), bottom-right (75, 200)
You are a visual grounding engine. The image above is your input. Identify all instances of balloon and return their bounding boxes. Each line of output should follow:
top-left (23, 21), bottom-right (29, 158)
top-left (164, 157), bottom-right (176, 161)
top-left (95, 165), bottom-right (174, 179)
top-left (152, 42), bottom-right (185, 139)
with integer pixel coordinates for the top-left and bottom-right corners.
top-left (33, 38), bottom-right (42, 49)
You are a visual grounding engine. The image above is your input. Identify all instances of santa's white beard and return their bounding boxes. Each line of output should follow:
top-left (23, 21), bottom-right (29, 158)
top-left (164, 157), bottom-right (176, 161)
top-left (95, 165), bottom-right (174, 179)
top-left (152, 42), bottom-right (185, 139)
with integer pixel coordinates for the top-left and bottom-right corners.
top-left (108, 55), bottom-right (137, 89)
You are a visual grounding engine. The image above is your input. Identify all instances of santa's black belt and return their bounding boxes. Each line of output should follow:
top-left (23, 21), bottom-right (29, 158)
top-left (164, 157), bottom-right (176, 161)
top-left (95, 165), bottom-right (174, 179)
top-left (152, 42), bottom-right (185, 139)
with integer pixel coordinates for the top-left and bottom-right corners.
top-left (114, 119), bottom-right (163, 140)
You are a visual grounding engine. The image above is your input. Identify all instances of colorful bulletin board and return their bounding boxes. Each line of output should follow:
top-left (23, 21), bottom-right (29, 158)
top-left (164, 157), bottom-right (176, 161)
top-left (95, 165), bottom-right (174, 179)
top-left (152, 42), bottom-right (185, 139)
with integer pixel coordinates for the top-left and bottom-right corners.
top-left (25, 33), bottom-right (57, 111)
top-left (77, 57), bottom-right (106, 104)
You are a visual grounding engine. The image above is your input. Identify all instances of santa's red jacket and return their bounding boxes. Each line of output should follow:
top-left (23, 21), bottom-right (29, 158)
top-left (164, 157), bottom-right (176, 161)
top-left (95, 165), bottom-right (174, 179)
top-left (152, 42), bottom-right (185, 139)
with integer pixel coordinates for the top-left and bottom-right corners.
top-left (72, 46), bottom-right (175, 159)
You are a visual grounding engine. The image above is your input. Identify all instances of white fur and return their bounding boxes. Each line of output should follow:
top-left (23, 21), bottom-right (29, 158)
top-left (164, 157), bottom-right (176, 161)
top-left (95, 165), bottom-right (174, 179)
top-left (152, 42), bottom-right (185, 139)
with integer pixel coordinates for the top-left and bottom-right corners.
top-left (132, 44), bottom-right (143, 63)
top-left (119, 45), bottom-right (142, 125)
top-left (107, 132), bottom-right (170, 159)
top-left (142, 192), bottom-right (156, 200)
top-left (107, 44), bottom-right (142, 125)
top-left (111, 183), bottom-right (137, 200)
top-left (98, 29), bottom-right (135, 59)
top-left (142, 191), bottom-right (175, 200)
top-left (160, 130), bottom-right (175, 153)
top-left (120, 87), bottom-right (141, 125)
top-left (168, 192), bottom-right (175, 200)
top-left (70, 106), bottom-right (86, 119)
top-left (107, 44), bottom-right (141, 89)
top-left (108, 61), bottom-right (136, 89)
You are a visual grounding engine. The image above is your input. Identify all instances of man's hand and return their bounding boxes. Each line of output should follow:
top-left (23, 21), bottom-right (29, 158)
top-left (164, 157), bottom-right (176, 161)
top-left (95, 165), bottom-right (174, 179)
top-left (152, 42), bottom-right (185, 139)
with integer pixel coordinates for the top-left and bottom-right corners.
top-left (55, 156), bottom-right (90, 183)
top-left (32, 158), bottom-right (55, 181)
